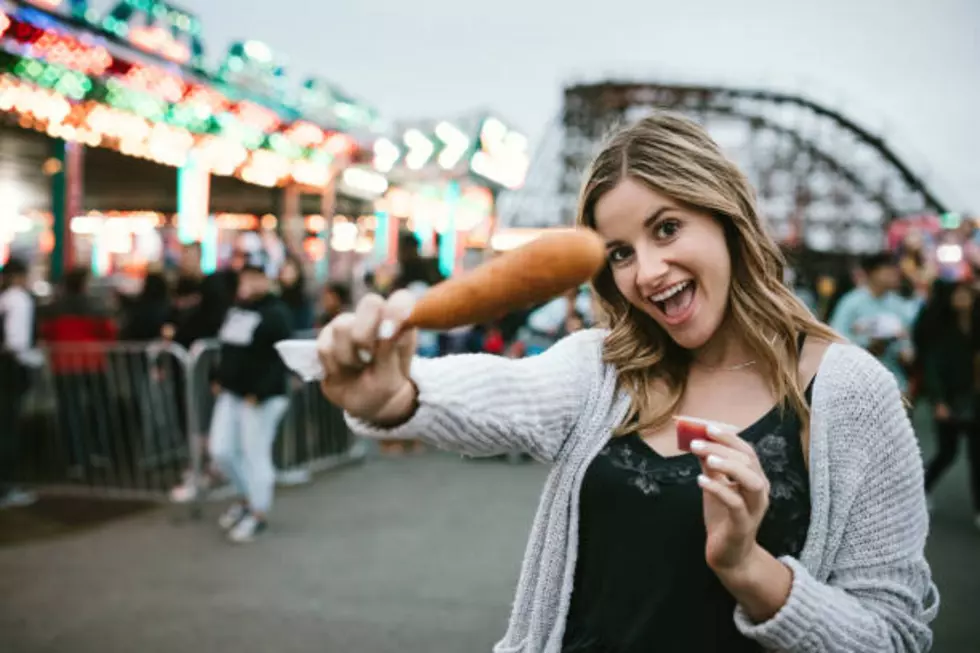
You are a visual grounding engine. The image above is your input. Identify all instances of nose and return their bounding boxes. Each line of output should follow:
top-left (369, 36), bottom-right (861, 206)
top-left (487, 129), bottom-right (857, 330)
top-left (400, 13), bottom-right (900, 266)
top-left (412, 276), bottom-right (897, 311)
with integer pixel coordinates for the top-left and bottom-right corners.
top-left (635, 243), bottom-right (670, 292)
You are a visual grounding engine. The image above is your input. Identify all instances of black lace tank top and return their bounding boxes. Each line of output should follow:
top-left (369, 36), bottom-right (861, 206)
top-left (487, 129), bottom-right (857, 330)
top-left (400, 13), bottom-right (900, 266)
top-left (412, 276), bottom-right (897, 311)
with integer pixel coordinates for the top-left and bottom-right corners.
top-left (562, 347), bottom-right (813, 653)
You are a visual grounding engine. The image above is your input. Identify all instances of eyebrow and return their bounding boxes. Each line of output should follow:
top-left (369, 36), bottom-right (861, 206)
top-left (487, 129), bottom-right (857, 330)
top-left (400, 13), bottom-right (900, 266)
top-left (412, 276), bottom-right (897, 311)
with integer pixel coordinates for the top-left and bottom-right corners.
top-left (604, 206), bottom-right (673, 250)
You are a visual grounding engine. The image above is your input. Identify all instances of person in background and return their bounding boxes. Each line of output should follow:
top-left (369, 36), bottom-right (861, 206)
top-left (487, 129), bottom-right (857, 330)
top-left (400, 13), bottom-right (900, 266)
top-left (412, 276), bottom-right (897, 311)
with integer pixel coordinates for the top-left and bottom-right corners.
top-left (40, 267), bottom-right (118, 477)
top-left (209, 251), bottom-right (292, 543)
top-left (168, 272), bottom-right (238, 504)
top-left (317, 282), bottom-right (350, 328)
top-left (829, 253), bottom-right (915, 392)
top-left (122, 272), bottom-right (170, 341)
top-left (914, 279), bottom-right (980, 529)
top-left (169, 242), bottom-right (204, 325)
top-left (0, 258), bottom-right (41, 508)
top-left (278, 255), bottom-right (314, 333)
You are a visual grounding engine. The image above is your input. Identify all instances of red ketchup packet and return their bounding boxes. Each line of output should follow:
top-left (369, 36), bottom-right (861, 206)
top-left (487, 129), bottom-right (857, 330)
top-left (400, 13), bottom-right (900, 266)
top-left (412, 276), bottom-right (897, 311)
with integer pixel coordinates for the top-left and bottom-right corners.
top-left (673, 416), bottom-right (737, 452)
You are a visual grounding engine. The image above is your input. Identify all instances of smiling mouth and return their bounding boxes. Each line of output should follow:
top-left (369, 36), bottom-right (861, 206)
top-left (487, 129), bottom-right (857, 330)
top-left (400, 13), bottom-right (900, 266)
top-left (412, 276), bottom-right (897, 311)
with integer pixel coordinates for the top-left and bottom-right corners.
top-left (648, 280), bottom-right (696, 319)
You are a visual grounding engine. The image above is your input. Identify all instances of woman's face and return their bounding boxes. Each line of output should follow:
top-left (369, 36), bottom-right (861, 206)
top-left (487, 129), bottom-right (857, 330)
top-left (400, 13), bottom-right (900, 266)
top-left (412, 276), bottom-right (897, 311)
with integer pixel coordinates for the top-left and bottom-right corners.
top-left (594, 178), bottom-right (732, 350)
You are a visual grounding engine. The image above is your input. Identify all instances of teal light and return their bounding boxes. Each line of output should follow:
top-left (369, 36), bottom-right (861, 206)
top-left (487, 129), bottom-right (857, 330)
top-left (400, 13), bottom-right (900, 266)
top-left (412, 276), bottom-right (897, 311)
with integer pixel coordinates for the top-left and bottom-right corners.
top-left (439, 181), bottom-right (461, 278)
top-left (374, 210), bottom-right (389, 264)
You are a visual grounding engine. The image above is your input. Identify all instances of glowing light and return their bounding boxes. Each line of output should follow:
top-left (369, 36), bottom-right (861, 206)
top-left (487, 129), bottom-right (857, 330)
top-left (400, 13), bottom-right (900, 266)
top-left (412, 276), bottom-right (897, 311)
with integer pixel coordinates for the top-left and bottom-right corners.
top-left (234, 100), bottom-right (281, 133)
top-left (341, 167), bottom-right (389, 198)
top-left (435, 121), bottom-right (469, 170)
top-left (323, 132), bottom-right (357, 157)
top-left (193, 135), bottom-right (249, 177)
top-left (306, 215), bottom-right (326, 233)
top-left (937, 244), bottom-right (963, 265)
top-left (120, 64), bottom-right (187, 103)
top-left (26, 0), bottom-right (63, 10)
top-left (372, 137), bottom-right (400, 173)
top-left (0, 76), bottom-right (72, 125)
top-left (240, 150), bottom-right (292, 187)
top-left (402, 128), bottom-right (434, 170)
top-left (129, 25), bottom-right (191, 64)
top-left (291, 160), bottom-right (331, 187)
top-left (470, 117), bottom-right (530, 189)
top-left (284, 121), bottom-right (325, 148)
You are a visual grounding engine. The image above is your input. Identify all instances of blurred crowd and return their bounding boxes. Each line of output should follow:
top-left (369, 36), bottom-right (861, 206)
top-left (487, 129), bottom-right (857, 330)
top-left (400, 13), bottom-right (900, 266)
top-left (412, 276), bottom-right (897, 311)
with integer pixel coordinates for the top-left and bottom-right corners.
top-left (3, 220), bottom-right (980, 521)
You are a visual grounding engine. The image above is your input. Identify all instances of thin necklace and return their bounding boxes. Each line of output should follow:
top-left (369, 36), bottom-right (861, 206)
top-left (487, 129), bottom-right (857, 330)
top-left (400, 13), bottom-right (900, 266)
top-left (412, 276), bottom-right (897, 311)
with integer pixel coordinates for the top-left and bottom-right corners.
top-left (693, 359), bottom-right (757, 372)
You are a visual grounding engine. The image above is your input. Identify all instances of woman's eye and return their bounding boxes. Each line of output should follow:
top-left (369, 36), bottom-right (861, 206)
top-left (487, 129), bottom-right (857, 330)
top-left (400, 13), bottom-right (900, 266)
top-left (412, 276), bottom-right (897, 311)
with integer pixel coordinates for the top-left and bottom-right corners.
top-left (608, 247), bottom-right (632, 264)
top-left (655, 219), bottom-right (681, 239)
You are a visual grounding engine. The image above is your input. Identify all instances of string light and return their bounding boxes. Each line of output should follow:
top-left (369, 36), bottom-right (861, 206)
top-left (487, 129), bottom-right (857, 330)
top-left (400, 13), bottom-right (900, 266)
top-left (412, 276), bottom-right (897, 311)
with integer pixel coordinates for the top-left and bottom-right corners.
top-left (0, 14), bottom-right (380, 189)
top-left (239, 149), bottom-right (291, 187)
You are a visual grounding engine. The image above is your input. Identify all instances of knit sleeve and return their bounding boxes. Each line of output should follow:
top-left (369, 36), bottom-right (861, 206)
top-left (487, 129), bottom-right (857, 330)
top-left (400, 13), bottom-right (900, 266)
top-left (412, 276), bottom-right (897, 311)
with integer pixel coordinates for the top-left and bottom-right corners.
top-left (734, 350), bottom-right (939, 651)
top-left (344, 328), bottom-right (605, 462)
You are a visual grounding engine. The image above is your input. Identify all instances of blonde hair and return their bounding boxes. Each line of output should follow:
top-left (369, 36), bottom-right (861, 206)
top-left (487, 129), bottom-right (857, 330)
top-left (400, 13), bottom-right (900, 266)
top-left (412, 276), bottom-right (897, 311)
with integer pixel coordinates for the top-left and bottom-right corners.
top-left (576, 112), bottom-right (838, 437)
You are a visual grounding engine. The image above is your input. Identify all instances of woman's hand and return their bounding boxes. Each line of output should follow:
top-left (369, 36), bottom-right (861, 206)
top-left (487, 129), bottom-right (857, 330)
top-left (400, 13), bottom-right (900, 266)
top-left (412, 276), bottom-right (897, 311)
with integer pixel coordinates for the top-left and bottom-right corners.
top-left (688, 422), bottom-right (770, 574)
top-left (317, 290), bottom-right (419, 426)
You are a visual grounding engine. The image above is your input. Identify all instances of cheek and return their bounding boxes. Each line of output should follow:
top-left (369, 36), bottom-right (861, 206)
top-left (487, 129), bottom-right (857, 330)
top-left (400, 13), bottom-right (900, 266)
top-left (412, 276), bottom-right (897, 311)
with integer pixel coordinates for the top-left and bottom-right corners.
top-left (611, 266), bottom-right (638, 300)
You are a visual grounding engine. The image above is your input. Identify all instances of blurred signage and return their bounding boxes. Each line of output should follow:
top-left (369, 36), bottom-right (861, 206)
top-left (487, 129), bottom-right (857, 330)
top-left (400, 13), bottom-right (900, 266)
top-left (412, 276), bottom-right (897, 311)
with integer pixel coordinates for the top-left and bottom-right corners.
top-left (469, 116), bottom-right (529, 190)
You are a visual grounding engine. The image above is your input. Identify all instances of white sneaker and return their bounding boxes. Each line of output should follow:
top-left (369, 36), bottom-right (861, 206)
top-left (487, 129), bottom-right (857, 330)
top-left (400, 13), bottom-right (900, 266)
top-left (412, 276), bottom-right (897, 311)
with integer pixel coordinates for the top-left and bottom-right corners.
top-left (227, 514), bottom-right (266, 544)
top-left (217, 503), bottom-right (248, 530)
top-left (0, 488), bottom-right (38, 509)
top-left (170, 481), bottom-right (198, 504)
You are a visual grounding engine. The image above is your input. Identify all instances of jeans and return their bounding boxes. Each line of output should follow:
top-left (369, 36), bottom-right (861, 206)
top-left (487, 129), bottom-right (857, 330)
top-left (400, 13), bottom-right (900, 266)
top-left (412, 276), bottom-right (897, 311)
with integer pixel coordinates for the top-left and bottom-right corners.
top-left (208, 392), bottom-right (289, 514)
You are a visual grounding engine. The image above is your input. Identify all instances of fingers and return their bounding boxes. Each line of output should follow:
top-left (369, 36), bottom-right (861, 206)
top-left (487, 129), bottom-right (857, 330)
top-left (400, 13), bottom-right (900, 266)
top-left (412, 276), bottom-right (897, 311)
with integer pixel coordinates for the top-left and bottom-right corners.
top-left (350, 294), bottom-right (386, 364)
top-left (703, 423), bottom-right (757, 458)
top-left (316, 291), bottom-right (416, 378)
top-left (697, 473), bottom-right (747, 512)
top-left (690, 439), bottom-right (752, 467)
top-left (703, 453), bottom-right (768, 494)
top-left (376, 289), bottom-right (417, 353)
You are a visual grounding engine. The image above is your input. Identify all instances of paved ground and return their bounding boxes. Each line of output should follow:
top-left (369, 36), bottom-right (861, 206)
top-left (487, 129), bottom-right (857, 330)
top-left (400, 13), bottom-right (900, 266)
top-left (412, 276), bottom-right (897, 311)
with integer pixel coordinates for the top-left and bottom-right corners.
top-left (0, 426), bottom-right (977, 653)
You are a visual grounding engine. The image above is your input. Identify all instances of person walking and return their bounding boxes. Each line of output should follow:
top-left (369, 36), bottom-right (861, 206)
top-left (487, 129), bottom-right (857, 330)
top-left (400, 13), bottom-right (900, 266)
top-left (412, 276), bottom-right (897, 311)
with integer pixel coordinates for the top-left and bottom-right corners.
top-left (209, 251), bottom-right (292, 543)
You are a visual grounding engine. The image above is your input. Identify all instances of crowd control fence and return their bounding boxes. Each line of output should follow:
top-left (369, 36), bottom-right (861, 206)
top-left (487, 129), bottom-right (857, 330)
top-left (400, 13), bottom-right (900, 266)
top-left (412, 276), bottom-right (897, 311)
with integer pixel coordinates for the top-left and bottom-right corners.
top-left (0, 335), bottom-right (362, 507)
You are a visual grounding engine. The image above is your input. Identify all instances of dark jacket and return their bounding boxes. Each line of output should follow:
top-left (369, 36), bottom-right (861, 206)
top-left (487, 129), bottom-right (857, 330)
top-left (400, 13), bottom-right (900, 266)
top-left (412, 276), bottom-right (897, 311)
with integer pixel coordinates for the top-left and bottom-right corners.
top-left (215, 293), bottom-right (292, 401)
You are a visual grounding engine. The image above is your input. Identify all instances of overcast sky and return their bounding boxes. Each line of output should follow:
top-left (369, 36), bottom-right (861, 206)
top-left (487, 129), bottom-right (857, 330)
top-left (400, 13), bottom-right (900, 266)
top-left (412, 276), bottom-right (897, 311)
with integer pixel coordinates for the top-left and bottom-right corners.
top-left (96, 0), bottom-right (980, 210)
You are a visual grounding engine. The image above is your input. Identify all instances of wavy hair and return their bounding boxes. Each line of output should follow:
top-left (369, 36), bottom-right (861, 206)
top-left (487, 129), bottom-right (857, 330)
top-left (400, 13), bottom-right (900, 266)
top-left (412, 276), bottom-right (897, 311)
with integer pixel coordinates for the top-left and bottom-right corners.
top-left (577, 112), bottom-right (838, 438)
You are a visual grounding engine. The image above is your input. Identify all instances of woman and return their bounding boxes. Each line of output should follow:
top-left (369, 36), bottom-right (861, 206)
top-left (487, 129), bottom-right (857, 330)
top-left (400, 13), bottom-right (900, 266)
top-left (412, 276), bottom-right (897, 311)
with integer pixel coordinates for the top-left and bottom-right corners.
top-left (313, 113), bottom-right (938, 651)
top-left (278, 256), bottom-right (314, 333)
top-left (916, 279), bottom-right (980, 527)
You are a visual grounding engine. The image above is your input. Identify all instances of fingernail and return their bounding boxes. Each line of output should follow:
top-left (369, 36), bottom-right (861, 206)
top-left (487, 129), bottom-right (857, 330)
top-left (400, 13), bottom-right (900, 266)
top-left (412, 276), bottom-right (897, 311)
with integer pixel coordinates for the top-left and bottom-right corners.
top-left (378, 320), bottom-right (396, 340)
top-left (707, 425), bottom-right (723, 437)
top-left (707, 454), bottom-right (723, 468)
top-left (690, 439), bottom-right (706, 452)
top-left (357, 348), bottom-right (373, 364)
top-left (697, 474), bottom-right (710, 487)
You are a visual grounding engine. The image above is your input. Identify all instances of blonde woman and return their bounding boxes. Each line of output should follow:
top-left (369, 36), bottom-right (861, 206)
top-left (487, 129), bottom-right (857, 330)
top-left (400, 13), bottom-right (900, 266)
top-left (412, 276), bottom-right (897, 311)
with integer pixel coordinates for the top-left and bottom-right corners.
top-left (314, 113), bottom-right (938, 652)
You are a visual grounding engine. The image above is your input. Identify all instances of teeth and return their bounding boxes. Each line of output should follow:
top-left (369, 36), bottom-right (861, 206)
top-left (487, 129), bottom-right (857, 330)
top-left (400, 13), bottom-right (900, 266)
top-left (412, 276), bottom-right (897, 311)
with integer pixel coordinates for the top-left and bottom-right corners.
top-left (649, 281), bottom-right (691, 303)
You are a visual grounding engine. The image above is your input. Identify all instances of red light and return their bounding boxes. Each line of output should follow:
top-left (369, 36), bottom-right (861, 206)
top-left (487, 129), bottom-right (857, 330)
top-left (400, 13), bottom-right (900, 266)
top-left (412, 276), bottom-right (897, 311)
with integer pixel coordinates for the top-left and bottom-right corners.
top-left (6, 18), bottom-right (113, 75)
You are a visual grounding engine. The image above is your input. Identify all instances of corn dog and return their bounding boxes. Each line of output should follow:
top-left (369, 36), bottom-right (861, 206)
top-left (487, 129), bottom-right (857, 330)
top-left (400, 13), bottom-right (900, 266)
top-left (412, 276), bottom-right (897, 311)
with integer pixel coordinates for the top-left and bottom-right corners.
top-left (404, 228), bottom-right (606, 330)
top-left (275, 228), bottom-right (606, 381)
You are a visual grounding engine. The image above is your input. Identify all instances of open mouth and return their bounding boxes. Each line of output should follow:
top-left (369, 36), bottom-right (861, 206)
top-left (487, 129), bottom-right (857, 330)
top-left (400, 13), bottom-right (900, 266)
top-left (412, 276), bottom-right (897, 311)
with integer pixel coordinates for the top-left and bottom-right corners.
top-left (649, 280), bottom-right (696, 320)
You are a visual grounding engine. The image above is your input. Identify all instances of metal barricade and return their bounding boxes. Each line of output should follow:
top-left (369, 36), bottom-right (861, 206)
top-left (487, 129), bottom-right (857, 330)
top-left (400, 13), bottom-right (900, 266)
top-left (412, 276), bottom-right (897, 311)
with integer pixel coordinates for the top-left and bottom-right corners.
top-left (3, 336), bottom-right (361, 504)
top-left (5, 341), bottom-right (192, 500)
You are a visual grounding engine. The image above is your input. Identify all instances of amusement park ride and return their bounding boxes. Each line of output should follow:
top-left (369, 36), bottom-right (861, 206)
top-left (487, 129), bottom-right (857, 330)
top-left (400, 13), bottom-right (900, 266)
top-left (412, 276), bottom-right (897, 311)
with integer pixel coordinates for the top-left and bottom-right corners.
top-left (500, 81), bottom-right (949, 277)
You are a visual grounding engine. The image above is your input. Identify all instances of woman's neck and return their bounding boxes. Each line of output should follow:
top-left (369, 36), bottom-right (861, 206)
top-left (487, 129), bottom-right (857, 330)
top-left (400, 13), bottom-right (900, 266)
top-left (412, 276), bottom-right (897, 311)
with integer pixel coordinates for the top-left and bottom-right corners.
top-left (691, 318), bottom-right (756, 369)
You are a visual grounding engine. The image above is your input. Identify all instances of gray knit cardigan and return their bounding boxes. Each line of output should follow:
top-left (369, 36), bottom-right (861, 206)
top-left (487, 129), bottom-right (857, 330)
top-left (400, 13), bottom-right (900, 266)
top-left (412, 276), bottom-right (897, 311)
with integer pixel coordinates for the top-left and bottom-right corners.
top-left (347, 329), bottom-right (940, 652)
